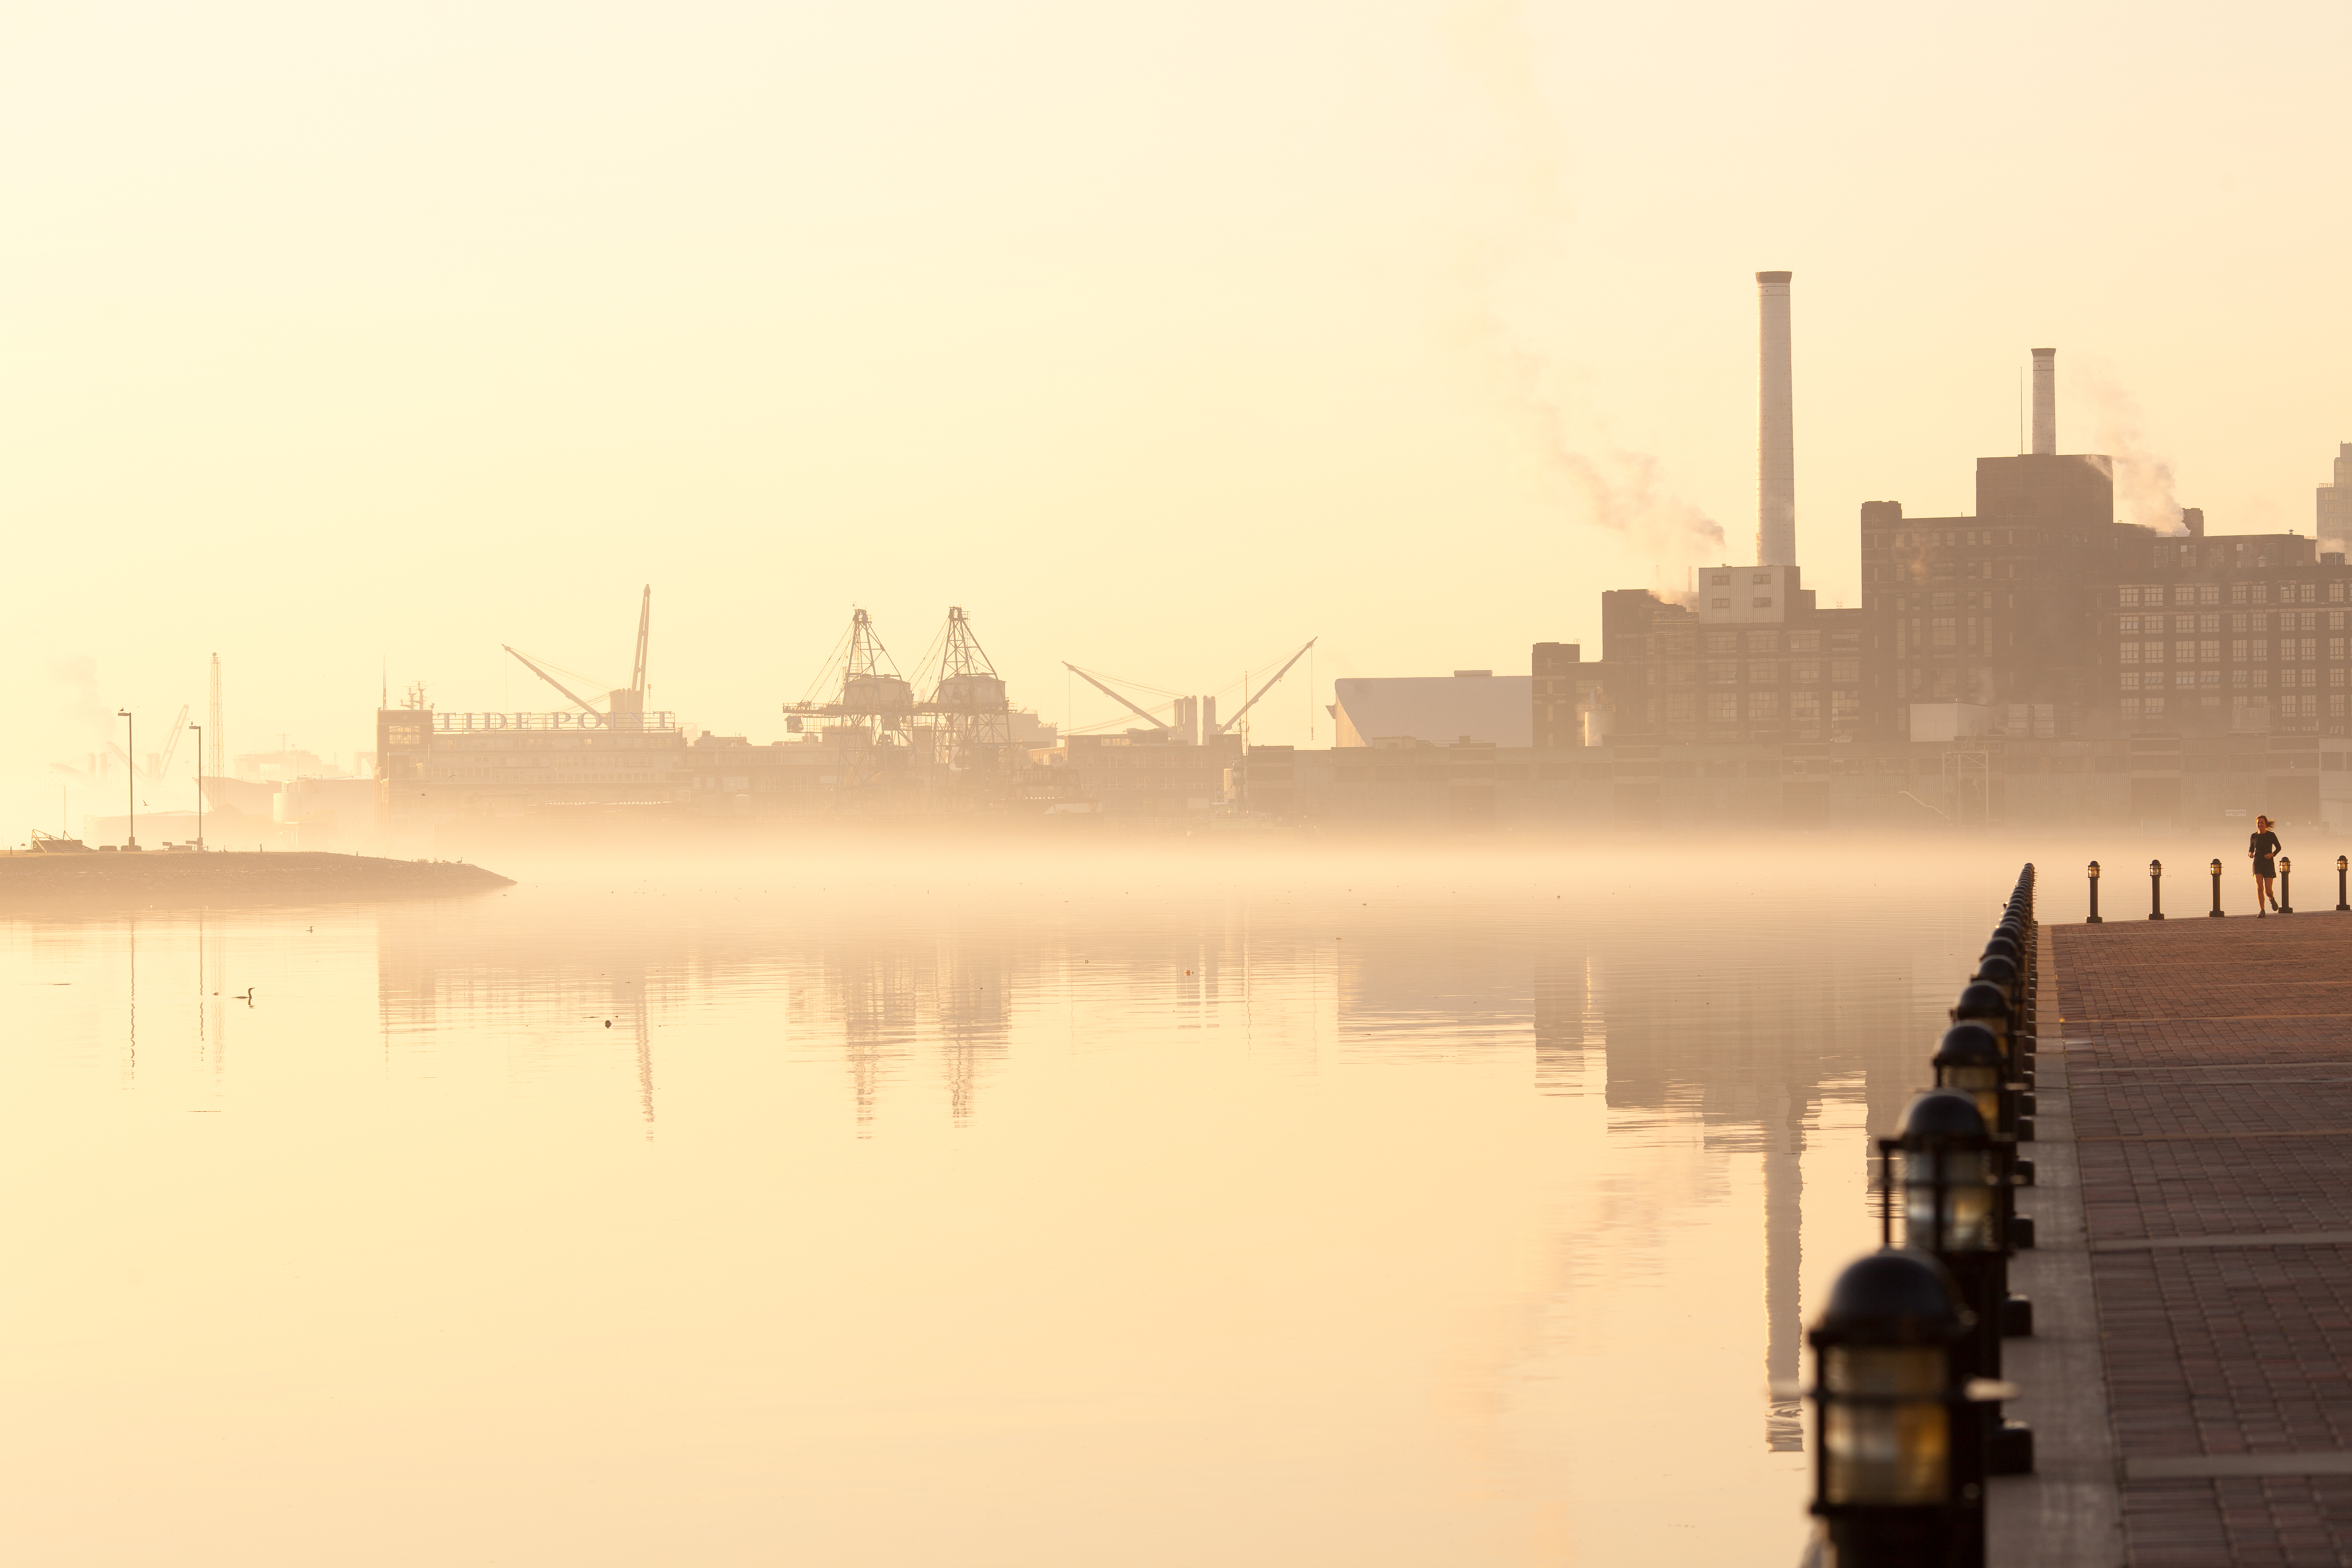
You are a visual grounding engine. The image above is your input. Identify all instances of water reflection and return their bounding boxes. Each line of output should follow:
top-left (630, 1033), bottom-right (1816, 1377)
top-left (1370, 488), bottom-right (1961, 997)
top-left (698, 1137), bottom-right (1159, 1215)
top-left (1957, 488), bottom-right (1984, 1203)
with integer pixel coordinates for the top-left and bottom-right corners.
top-left (0, 850), bottom-right (2017, 1567)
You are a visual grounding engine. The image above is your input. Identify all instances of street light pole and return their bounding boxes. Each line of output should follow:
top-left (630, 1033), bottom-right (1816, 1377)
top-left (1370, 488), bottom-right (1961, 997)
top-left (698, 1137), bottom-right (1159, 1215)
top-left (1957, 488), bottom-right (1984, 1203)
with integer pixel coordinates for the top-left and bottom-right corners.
top-left (116, 709), bottom-right (135, 849)
top-left (190, 725), bottom-right (203, 851)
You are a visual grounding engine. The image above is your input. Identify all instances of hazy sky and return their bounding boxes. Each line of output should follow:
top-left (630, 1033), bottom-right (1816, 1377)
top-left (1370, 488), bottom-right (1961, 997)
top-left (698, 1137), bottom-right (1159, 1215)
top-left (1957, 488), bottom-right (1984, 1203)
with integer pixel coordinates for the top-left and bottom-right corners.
top-left (8, 0), bottom-right (2349, 822)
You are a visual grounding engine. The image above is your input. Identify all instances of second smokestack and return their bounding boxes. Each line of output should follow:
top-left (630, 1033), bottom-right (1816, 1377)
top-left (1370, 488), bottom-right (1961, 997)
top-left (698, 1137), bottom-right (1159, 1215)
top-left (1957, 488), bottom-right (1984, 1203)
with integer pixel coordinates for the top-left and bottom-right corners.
top-left (2031, 347), bottom-right (2055, 456)
top-left (1756, 271), bottom-right (1795, 566)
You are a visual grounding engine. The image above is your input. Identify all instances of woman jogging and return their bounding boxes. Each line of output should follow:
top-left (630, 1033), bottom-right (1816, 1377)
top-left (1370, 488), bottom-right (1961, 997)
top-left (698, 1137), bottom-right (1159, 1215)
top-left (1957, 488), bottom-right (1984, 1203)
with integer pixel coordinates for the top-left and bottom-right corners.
top-left (2251, 815), bottom-right (2284, 916)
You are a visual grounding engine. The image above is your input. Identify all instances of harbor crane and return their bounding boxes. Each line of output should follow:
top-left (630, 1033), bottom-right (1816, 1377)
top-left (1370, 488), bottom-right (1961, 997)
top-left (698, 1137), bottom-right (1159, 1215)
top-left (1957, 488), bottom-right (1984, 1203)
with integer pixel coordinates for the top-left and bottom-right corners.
top-left (503, 585), bottom-right (654, 723)
top-left (1063, 637), bottom-right (1316, 741)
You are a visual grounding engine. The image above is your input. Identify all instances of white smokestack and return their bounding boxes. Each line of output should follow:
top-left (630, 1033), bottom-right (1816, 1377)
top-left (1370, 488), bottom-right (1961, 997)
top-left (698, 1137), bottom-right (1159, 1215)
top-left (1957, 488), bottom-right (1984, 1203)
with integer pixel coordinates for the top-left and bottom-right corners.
top-left (2031, 347), bottom-right (2055, 456)
top-left (1756, 271), bottom-right (1794, 566)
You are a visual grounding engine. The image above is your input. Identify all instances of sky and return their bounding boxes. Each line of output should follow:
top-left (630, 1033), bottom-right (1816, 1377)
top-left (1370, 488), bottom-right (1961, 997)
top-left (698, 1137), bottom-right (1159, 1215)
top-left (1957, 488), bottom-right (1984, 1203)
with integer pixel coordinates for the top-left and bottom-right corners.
top-left (5, 0), bottom-right (2349, 826)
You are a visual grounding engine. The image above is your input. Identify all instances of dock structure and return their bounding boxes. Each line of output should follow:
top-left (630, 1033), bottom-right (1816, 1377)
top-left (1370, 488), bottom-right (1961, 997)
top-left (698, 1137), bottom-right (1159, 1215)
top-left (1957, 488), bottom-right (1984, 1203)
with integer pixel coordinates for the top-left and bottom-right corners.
top-left (2035, 914), bottom-right (2352, 1563)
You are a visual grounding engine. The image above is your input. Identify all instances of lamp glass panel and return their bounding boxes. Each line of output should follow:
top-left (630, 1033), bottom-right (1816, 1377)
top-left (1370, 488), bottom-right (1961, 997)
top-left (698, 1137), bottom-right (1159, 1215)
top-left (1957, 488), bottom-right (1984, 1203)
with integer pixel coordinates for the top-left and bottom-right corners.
top-left (1821, 1347), bottom-right (1949, 1505)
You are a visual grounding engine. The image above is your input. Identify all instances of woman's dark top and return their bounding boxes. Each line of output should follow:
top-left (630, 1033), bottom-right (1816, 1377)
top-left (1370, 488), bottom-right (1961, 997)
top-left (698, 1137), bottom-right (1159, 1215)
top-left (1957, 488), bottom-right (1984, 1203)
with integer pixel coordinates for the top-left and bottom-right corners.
top-left (2252, 828), bottom-right (2282, 875)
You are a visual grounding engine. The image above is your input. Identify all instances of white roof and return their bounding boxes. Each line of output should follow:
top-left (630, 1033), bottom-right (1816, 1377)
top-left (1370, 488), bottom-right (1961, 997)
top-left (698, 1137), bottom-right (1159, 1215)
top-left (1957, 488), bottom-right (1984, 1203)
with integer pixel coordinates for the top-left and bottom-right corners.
top-left (1332, 675), bottom-right (1532, 747)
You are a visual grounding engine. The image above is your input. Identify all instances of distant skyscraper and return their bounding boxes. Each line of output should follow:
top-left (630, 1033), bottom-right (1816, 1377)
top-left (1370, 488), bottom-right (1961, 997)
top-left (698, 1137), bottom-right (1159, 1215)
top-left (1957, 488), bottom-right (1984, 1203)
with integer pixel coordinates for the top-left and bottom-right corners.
top-left (2320, 442), bottom-right (2352, 553)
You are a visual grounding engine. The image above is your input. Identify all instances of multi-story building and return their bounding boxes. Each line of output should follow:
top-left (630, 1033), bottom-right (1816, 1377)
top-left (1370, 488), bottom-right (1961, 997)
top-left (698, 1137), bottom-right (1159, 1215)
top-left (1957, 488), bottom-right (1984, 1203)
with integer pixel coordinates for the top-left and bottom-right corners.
top-left (1531, 642), bottom-right (1609, 747)
top-left (1860, 452), bottom-right (2125, 735)
top-left (2099, 513), bottom-right (2352, 736)
top-left (1599, 565), bottom-right (1867, 744)
top-left (2321, 442), bottom-right (2352, 555)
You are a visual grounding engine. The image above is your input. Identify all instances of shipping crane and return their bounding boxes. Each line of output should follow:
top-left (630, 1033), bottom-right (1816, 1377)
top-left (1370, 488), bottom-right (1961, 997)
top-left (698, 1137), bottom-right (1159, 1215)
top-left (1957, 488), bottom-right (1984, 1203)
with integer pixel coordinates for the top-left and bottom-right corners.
top-left (1060, 637), bottom-right (1316, 742)
top-left (502, 585), bottom-right (655, 725)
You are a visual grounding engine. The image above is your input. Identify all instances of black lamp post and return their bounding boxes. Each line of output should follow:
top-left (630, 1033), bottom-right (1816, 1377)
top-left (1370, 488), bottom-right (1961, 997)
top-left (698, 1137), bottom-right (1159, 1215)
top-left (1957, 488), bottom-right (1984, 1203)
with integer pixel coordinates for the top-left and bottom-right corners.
top-left (117, 708), bottom-right (135, 849)
top-left (1806, 1249), bottom-right (1984, 1568)
top-left (1890, 1090), bottom-right (2032, 1483)
top-left (2210, 858), bottom-right (2225, 916)
top-left (189, 725), bottom-right (203, 851)
top-left (2148, 858), bottom-right (2164, 920)
top-left (2337, 855), bottom-right (2348, 913)
top-left (2086, 860), bottom-right (2102, 923)
top-left (2281, 856), bottom-right (2295, 915)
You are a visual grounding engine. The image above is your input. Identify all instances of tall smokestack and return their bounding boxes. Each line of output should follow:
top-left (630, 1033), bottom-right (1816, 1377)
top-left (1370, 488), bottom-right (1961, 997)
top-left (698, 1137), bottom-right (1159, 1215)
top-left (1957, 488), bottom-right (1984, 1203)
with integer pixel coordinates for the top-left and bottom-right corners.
top-left (2031, 347), bottom-right (2056, 455)
top-left (1756, 271), bottom-right (1795, 566)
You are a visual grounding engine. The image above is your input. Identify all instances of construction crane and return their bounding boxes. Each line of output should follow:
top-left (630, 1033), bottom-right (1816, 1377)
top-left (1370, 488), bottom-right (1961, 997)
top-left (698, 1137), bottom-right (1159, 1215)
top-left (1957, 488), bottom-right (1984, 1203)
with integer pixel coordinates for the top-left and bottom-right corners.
top-left (99, 706), bottom-right (191, 780)
top-left (1063, 664), bottom-right (1173, 732)
top-left (917, 607), bottom-right (1013, 760)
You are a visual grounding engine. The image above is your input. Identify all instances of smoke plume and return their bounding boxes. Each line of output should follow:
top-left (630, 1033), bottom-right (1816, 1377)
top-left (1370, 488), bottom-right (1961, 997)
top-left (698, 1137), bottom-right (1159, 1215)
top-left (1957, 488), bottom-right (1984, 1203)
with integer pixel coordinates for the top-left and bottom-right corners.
top-left (1447, 0), bottom-right (1726, 567)
top-left (2076, 363), bottom-right (2184, 534)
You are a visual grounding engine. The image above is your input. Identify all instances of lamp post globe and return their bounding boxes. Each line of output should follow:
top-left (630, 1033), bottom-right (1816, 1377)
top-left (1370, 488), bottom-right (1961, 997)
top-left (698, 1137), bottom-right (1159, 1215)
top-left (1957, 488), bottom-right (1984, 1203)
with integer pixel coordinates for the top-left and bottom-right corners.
top-left (1931, 1029), bottom-right (2007, 1139)
top-left (1807, 1249), bottom-right (1981, 1566)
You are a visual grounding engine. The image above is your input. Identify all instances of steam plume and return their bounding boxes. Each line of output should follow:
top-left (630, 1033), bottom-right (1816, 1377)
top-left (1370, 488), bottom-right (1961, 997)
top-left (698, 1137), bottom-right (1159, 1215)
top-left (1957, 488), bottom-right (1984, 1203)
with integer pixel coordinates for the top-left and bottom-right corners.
top-left (2077, 364), bottom-right (2184, 534)
top-left (1447, 0), bottom-right (1725, 567)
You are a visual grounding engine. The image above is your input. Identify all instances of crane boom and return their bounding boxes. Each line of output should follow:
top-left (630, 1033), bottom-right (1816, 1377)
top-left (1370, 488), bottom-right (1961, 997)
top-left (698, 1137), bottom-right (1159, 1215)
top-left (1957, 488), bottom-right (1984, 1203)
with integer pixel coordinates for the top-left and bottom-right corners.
top-left (152, 705), bottom-right (190, 778)
top-left (503, 645), bottom-right (602, 715)
top-left (1215, 638), bottom-right (1317, 735)
top-left (630, 585), bottom-right (650, 698)
top-left (1063, 663), bottom-right (1171, 731)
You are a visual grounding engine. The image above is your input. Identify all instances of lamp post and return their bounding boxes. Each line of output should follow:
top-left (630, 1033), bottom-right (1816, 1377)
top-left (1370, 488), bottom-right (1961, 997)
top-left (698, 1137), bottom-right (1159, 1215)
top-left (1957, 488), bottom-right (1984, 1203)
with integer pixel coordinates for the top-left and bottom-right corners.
top-left (2086, 861), bottom-right (2102, 923)
top-left (1806, 1249), bottom-right (1984, 1568)
top-left (189, 725), bottom-right (202, 851)
top-left (2147, 858), bottom-right (2164, 920)
top-left (1891, 1090), bottom-right (2031, 1483)
top-left (2210, 858), bottom-right (2225, 917)
top-left (2280, 857), bottom-right (2295, 915)
top-left (116, 709), bottom-right (135, 850)
top-left (2337, 855), bottom-right (2347, 913)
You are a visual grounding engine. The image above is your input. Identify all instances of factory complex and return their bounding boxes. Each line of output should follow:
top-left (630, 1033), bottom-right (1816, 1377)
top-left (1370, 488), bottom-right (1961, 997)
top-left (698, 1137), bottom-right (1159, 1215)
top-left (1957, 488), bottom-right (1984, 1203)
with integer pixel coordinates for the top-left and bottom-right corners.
top-left (90, 276), bottom-right (2349, 849)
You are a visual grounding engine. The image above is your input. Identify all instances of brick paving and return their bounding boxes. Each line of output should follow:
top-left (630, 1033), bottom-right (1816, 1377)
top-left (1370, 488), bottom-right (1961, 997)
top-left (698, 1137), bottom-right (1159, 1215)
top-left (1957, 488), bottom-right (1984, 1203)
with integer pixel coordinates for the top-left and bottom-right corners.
top-left (2056, 915), bottom-right (2352, 1564)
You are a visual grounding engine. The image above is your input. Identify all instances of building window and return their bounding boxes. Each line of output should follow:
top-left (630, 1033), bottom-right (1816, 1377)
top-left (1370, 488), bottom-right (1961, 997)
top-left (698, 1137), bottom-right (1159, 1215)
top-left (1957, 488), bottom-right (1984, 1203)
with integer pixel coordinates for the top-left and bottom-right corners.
top-left (1831, 659), bottom-right (1860, 682)
top-left (1791, 690), bottom-right (1822, 720)
top-left (1707, 692), bottom-right (1738, 720)
top-left (2334, 613), bottom-right (2347, 632)
top-left (2334, 669), bottom-right (2347, 688)
top-left (2174, 585), bottom-right (2196, 606)
top-left (1712, 598), bottom-right (1730, 609)
top-left (2335, 637), bottom-right (2347, 661)
top-left (2253, 639), bottom-right (2271, 662)
top-left (1831, 691), bottom-right (1860, 720)
top-left (2234, 669), bottom-right (2249, 686)
top-left (2232, 640), bottom-right (2248, 662)
top-left (1710, 573), bottom-right (1730, 585)
top-left (2307, 668), bottom-right (2322, 688)
top-left (2176, 671), bottom-right (2197, 688)
top-left (1748, 661), bottom-right (1782, 683)
top-left (1753, 598), bottom-right (1773, 609)
top-left (2145, 640), bottom-right (2164, 663)
top-left (1706, 662), bottom-right (1737, 684)
top-left (2201, 669), bottom-right (2221, 686)
top-left (2120, 615), bottom-right (2140, 634)
top-left (2336, 695), bottom-right (2348, 717)
top-left (2234, 613), bottom-right (2250, 632)
top-left (2119, 642), bottom-right (2140, 664)
top-left (1787, 631), bottom-right (1820, 653)
top-left (2120, 586), bottom-right (2141, 607)
top-left (2201, 584), bottom-right (2221, 605)
top-left (2201, 640), bottom-right (2220, 663)
top-left (2146, 696), bottom-right (2167, 715)
top-left (2254, 584), bottom-right (2269, 603)
top-left (1748, 631), bottom-right (1780, 652)
top-left (2121, 671), bottom-right (2141, 690)
top-left (2304, 584), bottom-right (2320, 603)
top-left (1932, 592), bottom-right (1956, 609)
top-left (2255, 669), bottom-right (2269, 688)
top-left (1667, 694), bottom-right (1696, 722)
top-left (1752, 571), bottom-right (1773, 584)
top-left (1792, 660), bottom-right (1821, 683)
top-left (2233, 583), bottom-right (2250, 604)
top-left (2304, 639), bottom-right (2321, 662)
top-left (1932, 617), bottom-right (1957, 647)
top-left (2175, 640), bottom-right (2197, 663)
top-left (2171, 614), bottom-right (2194, 633)
top-left (2122, 697), bottom-right (2143, 719)
top-left (1706, 632), bottom-right (1737, 653)
top-left (2335, 584), bottom-right (2348, 604)
top-left (1749, 691), bottom-right (1779, 720)
top-left (2200, 613), bottom-right (2221, 633)
top-left (2304, 694), bottom-right (2321, 716)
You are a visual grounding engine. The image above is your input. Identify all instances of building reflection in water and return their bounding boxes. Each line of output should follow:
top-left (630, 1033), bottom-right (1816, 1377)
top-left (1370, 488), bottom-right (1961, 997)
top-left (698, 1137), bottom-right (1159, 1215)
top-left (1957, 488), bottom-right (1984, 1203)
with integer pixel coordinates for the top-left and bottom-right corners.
top-left (366, 876), bottom-right (1962, 1457)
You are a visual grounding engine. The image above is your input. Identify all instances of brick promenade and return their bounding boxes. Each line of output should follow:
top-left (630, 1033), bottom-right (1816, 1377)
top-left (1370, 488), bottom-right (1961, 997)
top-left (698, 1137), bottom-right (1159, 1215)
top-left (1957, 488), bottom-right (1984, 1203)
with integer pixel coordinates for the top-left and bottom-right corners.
top-left (2055, 912), bottom-right (2352, 1566)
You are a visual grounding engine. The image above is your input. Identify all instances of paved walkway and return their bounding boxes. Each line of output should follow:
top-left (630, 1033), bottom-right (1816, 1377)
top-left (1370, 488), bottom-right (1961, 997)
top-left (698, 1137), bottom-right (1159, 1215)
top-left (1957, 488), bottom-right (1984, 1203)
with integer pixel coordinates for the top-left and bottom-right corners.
top-left (2055, 913), bottom-right (2352, 1566)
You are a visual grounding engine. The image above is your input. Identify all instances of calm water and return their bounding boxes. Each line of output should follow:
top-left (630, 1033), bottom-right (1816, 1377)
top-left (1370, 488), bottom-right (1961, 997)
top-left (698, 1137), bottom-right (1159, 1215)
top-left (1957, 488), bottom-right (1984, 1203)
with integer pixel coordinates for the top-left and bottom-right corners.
top-left (0, 843), bottom-right (2094, 1565)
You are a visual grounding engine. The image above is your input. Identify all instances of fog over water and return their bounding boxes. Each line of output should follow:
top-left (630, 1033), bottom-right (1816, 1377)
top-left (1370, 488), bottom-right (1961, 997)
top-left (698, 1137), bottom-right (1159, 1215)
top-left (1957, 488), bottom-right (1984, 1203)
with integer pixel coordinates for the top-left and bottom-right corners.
top-left (0, 837), bottom-right (2324, 1565)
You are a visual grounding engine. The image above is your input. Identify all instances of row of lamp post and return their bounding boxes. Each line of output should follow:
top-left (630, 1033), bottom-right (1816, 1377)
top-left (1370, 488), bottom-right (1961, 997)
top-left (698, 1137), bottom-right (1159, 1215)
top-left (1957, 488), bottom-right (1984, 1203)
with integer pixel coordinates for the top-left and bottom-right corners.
top-left (2089, 855), bottom-right (2352, 921)
top-left (1806, 864), bottom-right (2039, 1568)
